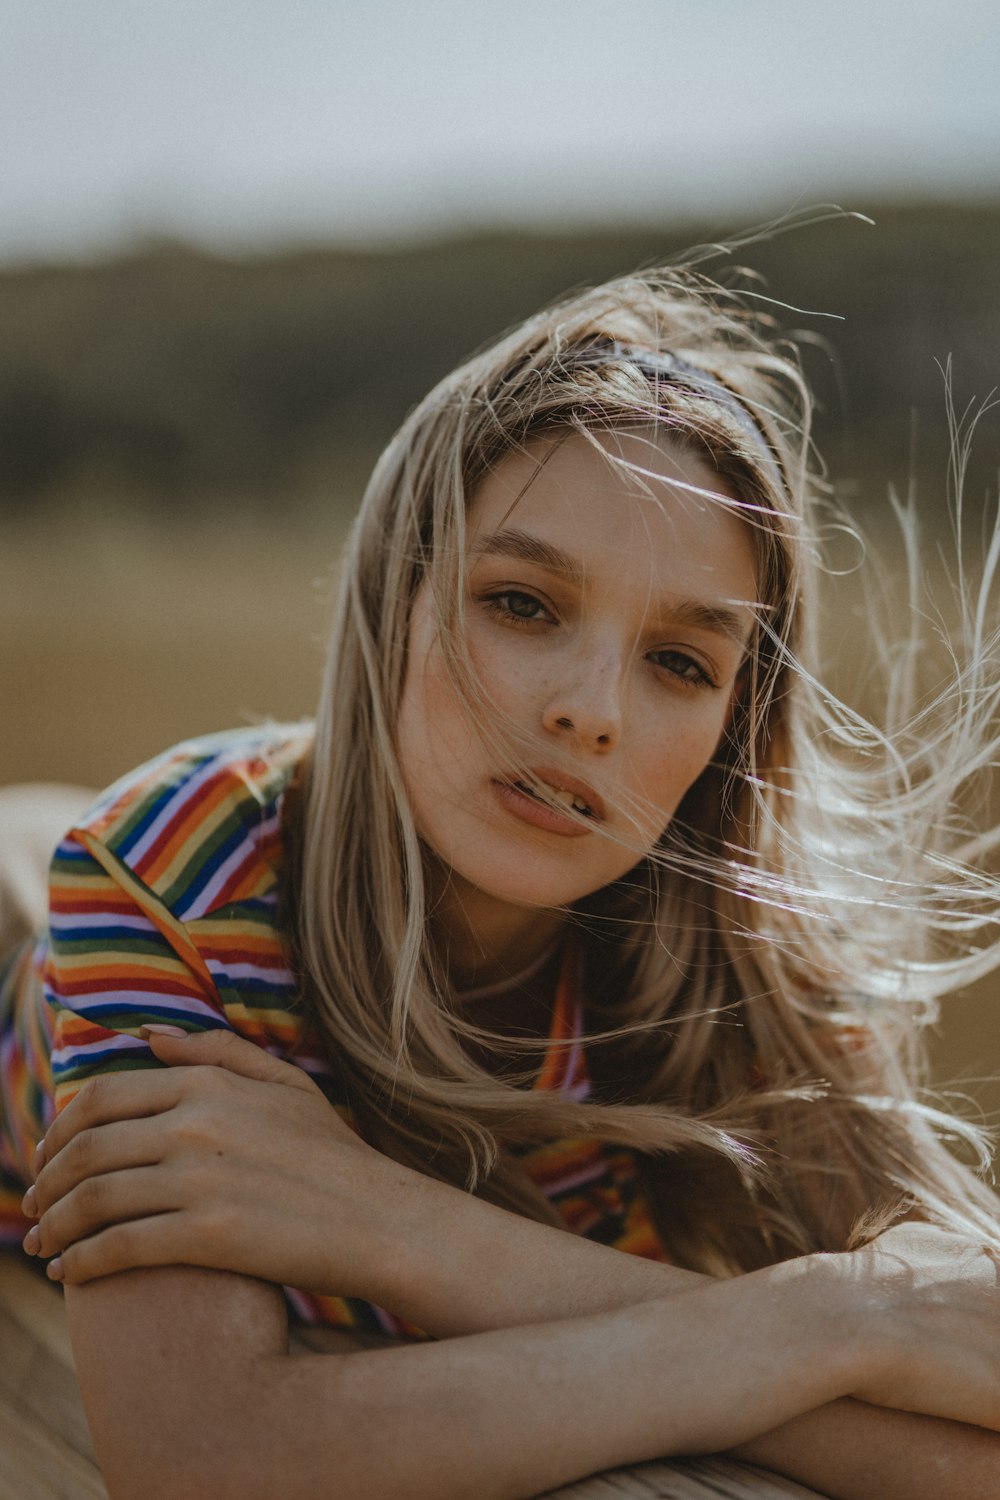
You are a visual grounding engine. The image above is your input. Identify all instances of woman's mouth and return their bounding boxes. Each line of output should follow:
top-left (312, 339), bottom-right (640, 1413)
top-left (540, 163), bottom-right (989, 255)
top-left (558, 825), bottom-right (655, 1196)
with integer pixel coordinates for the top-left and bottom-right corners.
top-left (512, 779), bottom-right (595, 817)
top-left (491, 769), bottom-right (605, 837)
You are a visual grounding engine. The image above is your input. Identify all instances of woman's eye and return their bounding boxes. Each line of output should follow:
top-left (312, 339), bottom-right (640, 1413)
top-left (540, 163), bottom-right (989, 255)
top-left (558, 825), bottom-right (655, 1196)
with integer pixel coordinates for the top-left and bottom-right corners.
top-left (484, 590), bottom-right (553, 623)
top-left (649, 649), bottom-right (714, 687)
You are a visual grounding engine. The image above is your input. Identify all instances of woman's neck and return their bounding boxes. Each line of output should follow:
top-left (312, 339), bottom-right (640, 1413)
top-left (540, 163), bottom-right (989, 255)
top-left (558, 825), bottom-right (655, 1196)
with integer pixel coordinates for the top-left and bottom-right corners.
top-left (429, 869), bottom-right (566, 993)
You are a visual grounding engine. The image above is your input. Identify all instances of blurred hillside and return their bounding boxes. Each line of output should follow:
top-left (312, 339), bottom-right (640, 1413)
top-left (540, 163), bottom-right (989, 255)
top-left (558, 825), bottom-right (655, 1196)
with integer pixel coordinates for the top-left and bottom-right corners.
top-left (1, 202), bottom-right (999, 527)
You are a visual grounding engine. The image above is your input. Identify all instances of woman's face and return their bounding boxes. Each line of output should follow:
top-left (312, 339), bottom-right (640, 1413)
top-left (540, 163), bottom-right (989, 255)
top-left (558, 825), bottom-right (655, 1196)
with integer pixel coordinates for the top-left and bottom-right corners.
top-left (397, 429), bottom-right (758, 939)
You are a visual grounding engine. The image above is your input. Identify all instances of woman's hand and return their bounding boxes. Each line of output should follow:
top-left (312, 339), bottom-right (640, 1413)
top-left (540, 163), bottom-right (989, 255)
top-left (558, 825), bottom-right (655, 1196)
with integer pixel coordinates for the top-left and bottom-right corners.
top-left (21, 1028), bottom-right (402, 1302)
top-left (20, 1028), bottom-right (712, 1340)
top-left (839, 1222), bottom-right (1000, 1432)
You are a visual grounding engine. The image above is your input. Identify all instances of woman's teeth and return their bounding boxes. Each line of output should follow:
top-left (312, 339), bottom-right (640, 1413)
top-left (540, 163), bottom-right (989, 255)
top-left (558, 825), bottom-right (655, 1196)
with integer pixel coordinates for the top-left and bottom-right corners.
top-left (515, 780), bottom-right (593, 817)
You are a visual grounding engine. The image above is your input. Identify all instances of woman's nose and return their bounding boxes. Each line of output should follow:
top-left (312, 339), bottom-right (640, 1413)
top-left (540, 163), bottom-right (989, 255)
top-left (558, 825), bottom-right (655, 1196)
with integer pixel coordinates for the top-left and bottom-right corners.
top-left (541, 656), bottom-right (623, 752)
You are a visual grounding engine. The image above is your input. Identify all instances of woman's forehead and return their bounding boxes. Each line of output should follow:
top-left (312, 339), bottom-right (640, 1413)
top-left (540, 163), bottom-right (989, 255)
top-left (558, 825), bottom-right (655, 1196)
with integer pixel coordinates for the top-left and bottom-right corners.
top-left (470, 429), bottom-right (738, 520)
top-left (466, 430), bottom-right (758, 607)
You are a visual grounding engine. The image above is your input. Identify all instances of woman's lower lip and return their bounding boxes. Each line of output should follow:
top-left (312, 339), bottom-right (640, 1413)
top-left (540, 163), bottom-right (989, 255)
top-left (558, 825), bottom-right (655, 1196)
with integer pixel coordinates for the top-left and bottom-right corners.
top-left (491, 780), bottom-right (594, 838)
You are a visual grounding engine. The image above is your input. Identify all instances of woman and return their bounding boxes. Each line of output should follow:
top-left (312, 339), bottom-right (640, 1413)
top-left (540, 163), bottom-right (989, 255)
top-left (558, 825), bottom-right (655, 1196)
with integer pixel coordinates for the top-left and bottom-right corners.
top-left (3, 264), bottom-right (1000, 1498)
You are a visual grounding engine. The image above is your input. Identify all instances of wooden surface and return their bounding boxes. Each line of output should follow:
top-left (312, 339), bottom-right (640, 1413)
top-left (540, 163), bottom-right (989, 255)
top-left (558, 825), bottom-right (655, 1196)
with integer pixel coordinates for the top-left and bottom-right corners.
top-left (0, 1252), bottom-right (827, 1499)
top-left (544, 1462), bottom-right (824, 1498)
top-left (0, 1255), bottom-right (108, 1499)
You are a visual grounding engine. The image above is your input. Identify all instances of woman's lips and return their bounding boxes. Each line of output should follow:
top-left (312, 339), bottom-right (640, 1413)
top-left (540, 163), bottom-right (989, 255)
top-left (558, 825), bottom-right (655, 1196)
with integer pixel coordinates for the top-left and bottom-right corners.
top-left (490, 767), bottom-right (605, 838)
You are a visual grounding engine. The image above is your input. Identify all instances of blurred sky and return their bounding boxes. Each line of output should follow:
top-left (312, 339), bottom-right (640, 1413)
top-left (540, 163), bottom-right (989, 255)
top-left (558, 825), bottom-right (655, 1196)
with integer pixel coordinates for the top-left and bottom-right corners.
top-left (2, 0), bottom-right (999, 262)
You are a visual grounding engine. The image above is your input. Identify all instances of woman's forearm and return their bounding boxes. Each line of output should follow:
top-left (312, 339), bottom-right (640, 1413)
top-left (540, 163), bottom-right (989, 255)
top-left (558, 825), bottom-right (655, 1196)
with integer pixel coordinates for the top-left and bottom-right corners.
top-left (69, 1252), bottom-right (1000, 1500)
top-left (258, 1272), bottom-right (1000, 1500)
top-left (370, 1193), bottom-right (1000, 1500)
top-left (217, 1257), bottom-right (858, 1500)
top-left (730, 1399), bottom-right (1000, 1500)
top-left (69, 1256), bottom-right (851, 1500)
top-left (372, 1162), bottom-right (704, 1336)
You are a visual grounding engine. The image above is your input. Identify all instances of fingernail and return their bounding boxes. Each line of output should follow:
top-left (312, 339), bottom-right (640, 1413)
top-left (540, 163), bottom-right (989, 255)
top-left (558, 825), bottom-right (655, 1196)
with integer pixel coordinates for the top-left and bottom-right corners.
top-left (21, 1185), bottom-right (38, 1218)
top-left (140, 1024), bottom-right (188, 1039)
top-left (33, 1139), bottom-right (46, 1173)
top-left (22, 1225), bottom-right (40, 1255)
top-left (47, 1257), bottom-right (64, 1282)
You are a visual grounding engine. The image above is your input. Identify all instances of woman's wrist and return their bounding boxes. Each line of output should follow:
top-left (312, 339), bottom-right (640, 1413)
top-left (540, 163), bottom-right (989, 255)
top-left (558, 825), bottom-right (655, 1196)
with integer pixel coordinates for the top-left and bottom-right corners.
top-left (342, 1157), bottom-right (873, 1361)
top-left (796, 1250), bottom-right (878, 1384)
top-left (304, 1141), bottom-right (432, 1310)
top-left (359, 1162), bottom-right (703, 1337)
top-left (355, 1155), bottom-right (456, 1313)
top-left (748, 1252), bottom-right (870, 1402)
top-left (358, 1164), bottom-right (530, 1328)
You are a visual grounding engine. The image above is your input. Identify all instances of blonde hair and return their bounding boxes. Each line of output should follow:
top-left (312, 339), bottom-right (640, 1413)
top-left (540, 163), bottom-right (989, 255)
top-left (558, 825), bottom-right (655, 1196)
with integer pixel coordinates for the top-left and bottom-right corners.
top-left (294, 262), bottom-right (1000, 1272)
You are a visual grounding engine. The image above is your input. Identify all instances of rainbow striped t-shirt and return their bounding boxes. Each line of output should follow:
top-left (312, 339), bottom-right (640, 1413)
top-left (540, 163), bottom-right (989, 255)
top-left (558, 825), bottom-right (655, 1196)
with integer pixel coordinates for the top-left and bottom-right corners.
top-left (0, 726), bottom-right (668, 1335)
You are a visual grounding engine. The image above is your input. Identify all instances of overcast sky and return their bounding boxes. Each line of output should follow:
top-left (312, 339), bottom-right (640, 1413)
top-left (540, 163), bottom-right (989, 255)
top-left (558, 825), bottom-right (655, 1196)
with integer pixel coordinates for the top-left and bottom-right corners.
top-left (2, 0), bottom-right (998, 262)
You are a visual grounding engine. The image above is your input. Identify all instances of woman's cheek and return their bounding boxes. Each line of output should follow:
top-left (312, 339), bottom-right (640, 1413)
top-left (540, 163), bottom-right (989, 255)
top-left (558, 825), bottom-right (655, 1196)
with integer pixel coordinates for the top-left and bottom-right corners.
top-left (636, 709), bottom-right (729, 828)
top-left (466, 627), bottom-right (538, 708)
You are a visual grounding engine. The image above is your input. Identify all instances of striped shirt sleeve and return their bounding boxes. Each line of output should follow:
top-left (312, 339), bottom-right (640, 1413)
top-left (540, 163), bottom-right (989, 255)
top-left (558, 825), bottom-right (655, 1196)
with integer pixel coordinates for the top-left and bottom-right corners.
top-left (43, 831), bottom-right (231, 1114)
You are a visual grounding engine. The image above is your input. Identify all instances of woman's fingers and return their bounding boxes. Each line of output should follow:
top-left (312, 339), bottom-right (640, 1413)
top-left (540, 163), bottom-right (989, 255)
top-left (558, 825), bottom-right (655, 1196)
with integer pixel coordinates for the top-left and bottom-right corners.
top-left (26, 1164), bottom-right (185, 1261)
top-left (22, 1034), bottom-right (369, 1293)
top-left (30, 1115), bottom-right (168, 1219)
top-left (41, 1068), bottom-right (184, 1165)
top-left (38, 1031), bottom-right (322, 1173)
top-left (45, 1209), bottom-right (192, 1285)
top-left (142, 1025), bottom-right (319, 1094)
top-left (48, 1200), bottom-right (270, 1286)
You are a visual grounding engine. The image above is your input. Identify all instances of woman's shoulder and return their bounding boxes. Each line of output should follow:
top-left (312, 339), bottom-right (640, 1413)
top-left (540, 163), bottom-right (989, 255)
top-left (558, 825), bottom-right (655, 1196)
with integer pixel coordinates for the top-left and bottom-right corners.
top-left (62, 723), bottom-right (314, 918)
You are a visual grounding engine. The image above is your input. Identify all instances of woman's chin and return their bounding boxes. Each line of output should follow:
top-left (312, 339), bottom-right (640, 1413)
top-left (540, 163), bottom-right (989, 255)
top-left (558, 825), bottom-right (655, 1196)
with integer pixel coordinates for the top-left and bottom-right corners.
top-left (441, 856), bottom-right (620, 923)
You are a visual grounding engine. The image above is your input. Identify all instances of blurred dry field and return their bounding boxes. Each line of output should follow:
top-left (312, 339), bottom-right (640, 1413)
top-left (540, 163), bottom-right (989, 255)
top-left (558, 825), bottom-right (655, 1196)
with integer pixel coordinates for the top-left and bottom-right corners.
top-left (0, 512), bottom-right (332, 789)
top-left (1, 510), bottom-right (997, 1125)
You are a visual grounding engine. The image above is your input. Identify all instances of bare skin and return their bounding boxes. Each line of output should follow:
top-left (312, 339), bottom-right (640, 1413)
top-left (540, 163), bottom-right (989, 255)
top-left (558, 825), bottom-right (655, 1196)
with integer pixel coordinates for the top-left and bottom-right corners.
top-left (24, 1029), bottom-right (1000, 1499)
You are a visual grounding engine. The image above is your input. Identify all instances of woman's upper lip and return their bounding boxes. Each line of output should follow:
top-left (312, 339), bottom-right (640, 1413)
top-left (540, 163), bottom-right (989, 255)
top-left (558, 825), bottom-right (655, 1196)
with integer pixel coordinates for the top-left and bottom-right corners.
top-left (499, 766), bottom-right (607, 821)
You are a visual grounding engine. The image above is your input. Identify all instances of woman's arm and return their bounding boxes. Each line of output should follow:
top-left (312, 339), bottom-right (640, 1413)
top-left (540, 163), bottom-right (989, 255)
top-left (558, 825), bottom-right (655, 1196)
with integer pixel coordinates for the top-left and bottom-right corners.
top-left (37, 1034), bottom-right (1000, 1496)
top-left (66, 1243), bottom-right (1000, 1500)
top-left (27, 1027), bottom-right (705, 1334)
top-left (64, 1253), bottom-right (844, 1500)
top-left (730, 1400), bottom-right (1000, 1500)
top-left (64, 1268), bottom-right (288, 1500)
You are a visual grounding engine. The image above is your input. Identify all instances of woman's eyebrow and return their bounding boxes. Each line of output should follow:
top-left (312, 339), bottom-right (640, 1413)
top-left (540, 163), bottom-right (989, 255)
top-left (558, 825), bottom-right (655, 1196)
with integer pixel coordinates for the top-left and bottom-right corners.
top-left (470, 528), bottom-right (583, 583)
top-left (660, 599), bottom-right (755, 650)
